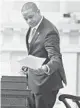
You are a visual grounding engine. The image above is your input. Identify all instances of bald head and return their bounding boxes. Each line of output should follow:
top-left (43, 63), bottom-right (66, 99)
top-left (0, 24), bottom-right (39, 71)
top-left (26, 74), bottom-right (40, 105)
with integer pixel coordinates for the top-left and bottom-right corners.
top-left (21, 2), bottom-right (42, 28)
top-left (21, 2), bottom-right (39, 13)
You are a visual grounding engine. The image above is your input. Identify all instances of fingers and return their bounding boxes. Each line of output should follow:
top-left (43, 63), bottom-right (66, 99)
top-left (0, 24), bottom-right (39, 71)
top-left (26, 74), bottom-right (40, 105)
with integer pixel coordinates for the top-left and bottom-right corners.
top-left (20, 66), bottom-right (28, 75)
top-left (22, 66), bottom-right (28, 72)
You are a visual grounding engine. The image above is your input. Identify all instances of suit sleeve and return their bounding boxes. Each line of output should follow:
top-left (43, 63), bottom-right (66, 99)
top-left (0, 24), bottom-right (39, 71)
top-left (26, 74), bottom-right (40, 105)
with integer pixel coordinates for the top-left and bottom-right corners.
top-left (44, 30), bottom-right (62, 74)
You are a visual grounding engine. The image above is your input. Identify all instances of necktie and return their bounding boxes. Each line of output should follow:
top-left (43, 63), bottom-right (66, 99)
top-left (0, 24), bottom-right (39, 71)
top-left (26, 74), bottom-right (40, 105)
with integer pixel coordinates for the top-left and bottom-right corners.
top-left (28, 28), bottom-right (36, 43)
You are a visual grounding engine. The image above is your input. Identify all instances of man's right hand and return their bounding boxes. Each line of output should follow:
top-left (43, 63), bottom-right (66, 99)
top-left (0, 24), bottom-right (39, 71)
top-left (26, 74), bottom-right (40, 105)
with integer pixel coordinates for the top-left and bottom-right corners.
top-left (20, 66), bottom-right (28, 75)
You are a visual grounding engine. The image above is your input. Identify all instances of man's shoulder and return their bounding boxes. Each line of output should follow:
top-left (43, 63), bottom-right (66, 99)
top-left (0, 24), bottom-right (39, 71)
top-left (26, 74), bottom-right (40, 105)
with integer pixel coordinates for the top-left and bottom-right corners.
top-left (43, 17), bottom-right (59, 33)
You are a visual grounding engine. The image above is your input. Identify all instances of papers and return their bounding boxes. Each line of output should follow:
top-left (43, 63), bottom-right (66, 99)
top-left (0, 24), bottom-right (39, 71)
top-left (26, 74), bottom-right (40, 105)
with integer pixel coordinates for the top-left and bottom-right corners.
top-left (18, 55), bottom-right (46, 69)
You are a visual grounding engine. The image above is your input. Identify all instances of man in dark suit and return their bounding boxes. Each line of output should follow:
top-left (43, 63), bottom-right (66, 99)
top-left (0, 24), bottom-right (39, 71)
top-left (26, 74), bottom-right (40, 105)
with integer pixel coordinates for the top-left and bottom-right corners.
top-left (21, 2), bottom-right (67, 108)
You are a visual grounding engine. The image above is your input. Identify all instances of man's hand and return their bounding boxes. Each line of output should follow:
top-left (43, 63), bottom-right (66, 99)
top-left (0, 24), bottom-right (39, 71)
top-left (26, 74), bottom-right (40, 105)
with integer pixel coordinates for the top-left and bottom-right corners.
top-left (20, 66), bottom-right (28, 75)
top-left (41, 65), bottom-right (50, 75)
top-left (41, 65), bottom-right (48, 72)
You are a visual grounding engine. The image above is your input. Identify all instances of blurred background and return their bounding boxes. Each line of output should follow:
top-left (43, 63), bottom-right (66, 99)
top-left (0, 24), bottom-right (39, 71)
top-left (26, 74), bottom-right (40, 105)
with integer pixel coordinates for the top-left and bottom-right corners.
top-left (0, 0), bottom-right (80, 108)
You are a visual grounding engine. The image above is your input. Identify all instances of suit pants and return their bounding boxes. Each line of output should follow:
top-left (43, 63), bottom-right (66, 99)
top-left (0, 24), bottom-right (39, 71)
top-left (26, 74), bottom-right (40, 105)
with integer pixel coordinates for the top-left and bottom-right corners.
top-left (29, 90), bottom-right (59, 108)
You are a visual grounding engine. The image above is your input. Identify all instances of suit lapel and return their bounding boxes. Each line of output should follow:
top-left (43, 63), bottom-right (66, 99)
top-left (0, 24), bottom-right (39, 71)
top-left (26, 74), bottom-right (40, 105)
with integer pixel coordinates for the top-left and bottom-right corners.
top-left (29, 17), bottom-right (45, 53)
top-left (26, 27), bottom-right (31, 52)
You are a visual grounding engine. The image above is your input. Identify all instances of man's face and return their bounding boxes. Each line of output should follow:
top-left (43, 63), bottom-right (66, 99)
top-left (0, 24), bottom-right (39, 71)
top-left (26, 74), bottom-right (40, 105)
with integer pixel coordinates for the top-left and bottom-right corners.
top-left (22, 8), bottom-right (40, 27)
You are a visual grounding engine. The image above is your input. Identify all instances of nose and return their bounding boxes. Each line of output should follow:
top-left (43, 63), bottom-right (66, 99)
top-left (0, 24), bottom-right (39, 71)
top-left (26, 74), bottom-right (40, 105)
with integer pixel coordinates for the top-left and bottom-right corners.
top-left (27, 19), bottom-right (31, 23)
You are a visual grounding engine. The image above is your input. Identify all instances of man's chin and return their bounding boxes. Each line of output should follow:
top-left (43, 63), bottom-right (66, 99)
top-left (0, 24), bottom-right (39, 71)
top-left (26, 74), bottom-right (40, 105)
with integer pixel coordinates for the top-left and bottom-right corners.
top-left (29, 23), bottom-right (37, 28)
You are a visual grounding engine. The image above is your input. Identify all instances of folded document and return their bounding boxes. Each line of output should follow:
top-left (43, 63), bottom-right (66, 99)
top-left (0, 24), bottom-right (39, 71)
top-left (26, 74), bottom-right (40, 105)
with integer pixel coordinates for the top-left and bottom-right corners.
top-left (18, 55), bottom-right (46, 70)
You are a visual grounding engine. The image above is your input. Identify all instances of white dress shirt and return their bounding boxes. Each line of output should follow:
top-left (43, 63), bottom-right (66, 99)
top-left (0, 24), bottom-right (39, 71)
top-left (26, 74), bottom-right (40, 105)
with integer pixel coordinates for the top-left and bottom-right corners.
top-left (28, 16), bottom-right (43, 44)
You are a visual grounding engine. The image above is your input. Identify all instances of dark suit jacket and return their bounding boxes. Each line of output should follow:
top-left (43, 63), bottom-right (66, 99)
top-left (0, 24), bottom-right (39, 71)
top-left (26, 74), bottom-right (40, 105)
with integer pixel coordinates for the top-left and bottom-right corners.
top-left (26, 17), bottom-right (67, 94)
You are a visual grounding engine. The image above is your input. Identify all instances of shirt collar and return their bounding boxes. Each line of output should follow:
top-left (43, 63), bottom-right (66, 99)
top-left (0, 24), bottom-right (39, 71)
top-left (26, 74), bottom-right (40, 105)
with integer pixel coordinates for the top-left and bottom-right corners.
top-left (32, 16), bottom-right (43, 30)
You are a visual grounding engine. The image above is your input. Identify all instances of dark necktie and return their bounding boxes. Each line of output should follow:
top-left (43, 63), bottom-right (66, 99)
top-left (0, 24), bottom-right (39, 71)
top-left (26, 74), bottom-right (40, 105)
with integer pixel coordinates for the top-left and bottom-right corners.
top-left (28, 28), bottom-right (36, 43)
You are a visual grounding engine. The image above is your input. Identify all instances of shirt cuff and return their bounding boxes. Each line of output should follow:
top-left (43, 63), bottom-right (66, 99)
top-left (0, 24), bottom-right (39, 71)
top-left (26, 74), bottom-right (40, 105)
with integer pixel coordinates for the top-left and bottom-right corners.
top-left (44, 65), bottom-right (50, 75)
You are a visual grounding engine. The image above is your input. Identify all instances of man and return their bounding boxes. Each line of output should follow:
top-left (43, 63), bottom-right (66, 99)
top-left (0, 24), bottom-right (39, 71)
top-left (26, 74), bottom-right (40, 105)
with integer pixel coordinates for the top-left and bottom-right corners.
top-left (21, 2), bottom-right (67, 108)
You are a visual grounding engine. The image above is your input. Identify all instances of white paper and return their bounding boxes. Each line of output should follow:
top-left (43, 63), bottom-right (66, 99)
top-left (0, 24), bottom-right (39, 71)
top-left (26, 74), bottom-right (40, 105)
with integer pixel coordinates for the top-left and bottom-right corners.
top-left (18, 55), bottom-right (46, 69)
